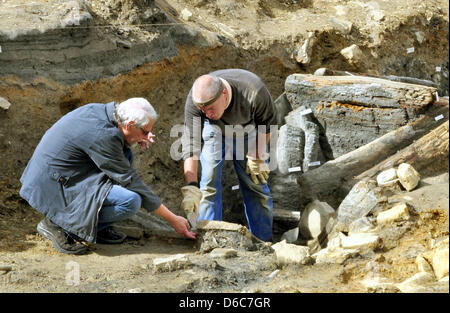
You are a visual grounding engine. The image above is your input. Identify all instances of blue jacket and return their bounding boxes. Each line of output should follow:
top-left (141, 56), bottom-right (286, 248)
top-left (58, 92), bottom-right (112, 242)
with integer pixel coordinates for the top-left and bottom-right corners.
top-left (20, 102), bottom-right (162, 243)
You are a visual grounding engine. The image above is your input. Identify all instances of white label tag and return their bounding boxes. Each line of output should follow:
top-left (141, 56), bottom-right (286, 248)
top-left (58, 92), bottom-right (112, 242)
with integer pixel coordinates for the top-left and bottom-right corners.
top-left (288, 166), bottom-right (302, 173)
top-left (436, 92), bottom-right (439, 102)
top-left (300, 108), bottom-right (312, 115)
top-left (435, 114), bottom-right (444, 121)
top-left (309, 161), bottom-right (321, 166)
top-left (407, 47), bottom-right (415, 54)
top-left (231, 185), bottom-right (239, 190)
top-left (436, 66), bottom-right (442, 72)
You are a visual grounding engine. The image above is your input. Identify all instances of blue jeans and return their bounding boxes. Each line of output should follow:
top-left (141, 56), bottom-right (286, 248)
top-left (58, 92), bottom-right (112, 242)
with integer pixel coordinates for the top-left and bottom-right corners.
top-left (198, 121), bottom-right (273, 241)
top-left (97, 148), bottom-right (141, 232)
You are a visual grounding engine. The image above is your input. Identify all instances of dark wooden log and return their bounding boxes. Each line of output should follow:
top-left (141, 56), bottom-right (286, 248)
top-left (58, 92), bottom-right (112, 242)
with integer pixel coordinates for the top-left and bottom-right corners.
top-left (354, 120), bottom-right (449, 182)
top-left (296, 99), bottom-right (449, 209)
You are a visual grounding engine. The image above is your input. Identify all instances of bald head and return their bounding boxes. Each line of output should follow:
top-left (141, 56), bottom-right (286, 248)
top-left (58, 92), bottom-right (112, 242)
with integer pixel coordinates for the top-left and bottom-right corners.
top-left (192, 75), bottom-right (224, 107)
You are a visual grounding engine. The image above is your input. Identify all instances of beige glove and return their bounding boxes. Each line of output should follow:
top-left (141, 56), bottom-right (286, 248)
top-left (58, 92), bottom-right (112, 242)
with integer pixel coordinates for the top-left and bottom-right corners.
top-left (246, 154), bottom-right (270, 184)
top-left (180, 185), bottom-right (202, 228)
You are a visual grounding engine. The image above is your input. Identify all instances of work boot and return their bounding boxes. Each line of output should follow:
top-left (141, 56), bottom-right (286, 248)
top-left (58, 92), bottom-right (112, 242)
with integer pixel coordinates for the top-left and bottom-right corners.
top-left (96, 226), bottom-right (127, 244)
top-left (37, 218), bottom-right (88, 255)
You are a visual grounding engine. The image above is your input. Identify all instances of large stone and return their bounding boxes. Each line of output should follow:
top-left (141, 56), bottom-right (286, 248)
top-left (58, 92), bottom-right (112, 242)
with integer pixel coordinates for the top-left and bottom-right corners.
top-left (376, 203), bottom-right (410, 225)
top-left (196, 220), bottom-right (255, 252)
top-left (335, 180), bottom-right (381, 232)
top-left (432, 243), bottom-right (449, 280)
top-left (299, 200), bottom-right (335, 240)
top-left (395, 272), bottom-right (436, 293)
top-left (153, 254), bottom-right (192, 273)
top-left (0, 96), bottom-right (11, 110)
top-left (348, 217), bottom-right (376, 235)
top-left (340, 44), bottom-right (364, 66)
top-left (340, 233), bottom-right (381, 251)
top-left (271, 240), bottom-right (312, 265)
top-left (397, 163), bottom-right (421, 191)
top-left (376, 168), bottom-right (398, 186)
top-left (312, 246), bottom-right (359, 264)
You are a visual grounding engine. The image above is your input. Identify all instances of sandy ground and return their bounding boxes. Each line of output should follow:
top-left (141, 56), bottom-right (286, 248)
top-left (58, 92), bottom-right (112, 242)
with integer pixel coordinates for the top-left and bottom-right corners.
top-left (0, 0), bottom-right (448, 296)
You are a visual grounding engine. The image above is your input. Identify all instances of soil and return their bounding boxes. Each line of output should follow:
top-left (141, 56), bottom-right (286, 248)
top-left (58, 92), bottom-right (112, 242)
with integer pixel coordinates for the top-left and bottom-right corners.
top-left (0, 0), bottom-right (449, 294)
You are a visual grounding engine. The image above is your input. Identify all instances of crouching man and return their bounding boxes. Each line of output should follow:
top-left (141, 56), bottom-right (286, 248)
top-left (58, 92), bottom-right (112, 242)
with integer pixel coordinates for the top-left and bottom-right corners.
top-left (20, 98), bottom-right (196, 255)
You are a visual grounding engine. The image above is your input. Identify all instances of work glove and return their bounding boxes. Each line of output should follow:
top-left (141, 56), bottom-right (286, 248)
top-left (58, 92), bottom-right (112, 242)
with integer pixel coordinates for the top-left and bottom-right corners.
top-left (180, 185), bottom-right (202, 229)
top-left (246, 154), bottom-right (270, 185)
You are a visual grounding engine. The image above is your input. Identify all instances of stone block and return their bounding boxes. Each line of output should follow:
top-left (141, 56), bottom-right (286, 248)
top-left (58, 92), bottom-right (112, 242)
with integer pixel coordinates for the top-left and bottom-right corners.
top-left (348, 217), bottom-right (376, 235)
top-left (153, 254), bottom-right (192, 273)
top-left (312, 246), bottom-right (359, 264)
top-left (340, 44), bottom-right (364, 65)
top-left (376, 203), bottom-right (410, 225)
top-left (271, 240), bottom-right (312, 265)
top-left (396, 272), bottom-right (435, 292)
top-left (432, 246), bottom-right (449, 280)
top-left (299, 200), bottom-right (335, 240)
top-left (209, 248), bottom-right (238, 259)
top-left (340, 233), bottom-right (380, 251)
top-left (196, 220), bottom-right (254, 252)
top-left (362, 277), bottom-right (400, 293)
top-left (376, 168), bottom-right (398, 186)
top-left (0, 96), bottom-right (11, 110)
top-left (397, 163), bottom-right (420, 191)
top-left (336, 180), bottom-right (380, 231)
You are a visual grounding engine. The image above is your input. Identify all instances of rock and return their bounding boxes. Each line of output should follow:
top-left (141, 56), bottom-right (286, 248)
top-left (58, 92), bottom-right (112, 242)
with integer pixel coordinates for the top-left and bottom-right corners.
top-left (376, 168), bottom-right (398, 186)
top-left (376, 202), bottom-right (410, 225)
top-left (395, 272), bottom-right (435, 293)
top-left (340, 44), bottom-right (364, 65)
top-left (335, 180), bottom-right (380, 232)
top-left (362, 278), bottom-right (400, 293)
top-left (281, 227), bottom-right (299, 243)
top-left (348, 217), bottom-right (376, 235)
top-left (271, 240), bottom-right (312, 265)
top-left (415, 256), bottom-right (434, 274)
top-left (432, 243), bottom-right (449, 280)
top-left (294, 32), bottom-right (316, 65)
top-left (196, 220), bottom-right (255, 252)
top-left (153, 254), bottom-right (192, 273)
top-left (313, 246), bottom-right (359, 264)
top-left (0, 96), bottom-right (11, 110)
top-left (299, 200), bottom-right (335, 240)
top-left (397, 163), bottom-right (421, 191)
top-left (180, 8), bottom-right (193, 21)
top-left (340, 233), bottom-right (380, 251)
top-left (209, 248), bottom-right (238, 259)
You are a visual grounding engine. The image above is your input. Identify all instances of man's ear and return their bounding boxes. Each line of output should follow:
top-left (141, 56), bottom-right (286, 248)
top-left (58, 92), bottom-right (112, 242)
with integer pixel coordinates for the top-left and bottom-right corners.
top-left (125, 121), bottom-right (135, 130)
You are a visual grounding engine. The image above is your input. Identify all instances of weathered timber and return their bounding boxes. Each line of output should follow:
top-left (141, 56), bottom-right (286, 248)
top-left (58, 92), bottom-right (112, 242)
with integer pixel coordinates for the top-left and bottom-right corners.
top-left (285, 74), bottom-right (436, 110)
top-left (354, 120), bottom-right (449, 183)
top-left (313, 68), bottom-right (438, 89)
top-left (296, 100), bottom-right (449, 208)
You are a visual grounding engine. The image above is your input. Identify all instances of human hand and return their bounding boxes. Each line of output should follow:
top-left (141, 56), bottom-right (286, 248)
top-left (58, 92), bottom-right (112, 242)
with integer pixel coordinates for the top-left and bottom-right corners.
top-left (170, 215), bottom-right (197, 239)
top-left (139, 132), bottom-right (156, 149)
top-left (246, 154), bottom-right (270, 184)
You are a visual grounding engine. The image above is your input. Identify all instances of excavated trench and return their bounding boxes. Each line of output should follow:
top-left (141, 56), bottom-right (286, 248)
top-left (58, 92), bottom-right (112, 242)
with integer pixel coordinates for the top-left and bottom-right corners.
top-left (0, 0), bottom-right (449, 293)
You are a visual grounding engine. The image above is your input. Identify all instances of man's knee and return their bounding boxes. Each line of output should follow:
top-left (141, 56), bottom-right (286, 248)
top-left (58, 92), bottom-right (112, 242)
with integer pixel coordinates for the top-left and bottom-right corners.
top-left (124, 192), bottom-right (142, 216)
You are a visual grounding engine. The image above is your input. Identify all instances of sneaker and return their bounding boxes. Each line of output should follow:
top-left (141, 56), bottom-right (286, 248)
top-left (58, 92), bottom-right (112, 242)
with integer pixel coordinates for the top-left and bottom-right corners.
top-left (37, 218), bottom-right (88, 255)
top-left (96, 226), bottom-right (127, 244)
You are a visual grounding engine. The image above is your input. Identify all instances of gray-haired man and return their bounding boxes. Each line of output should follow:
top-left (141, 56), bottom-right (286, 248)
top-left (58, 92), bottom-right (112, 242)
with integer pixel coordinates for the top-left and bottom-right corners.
top-left (20, 98), bottom-right (195, 255)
